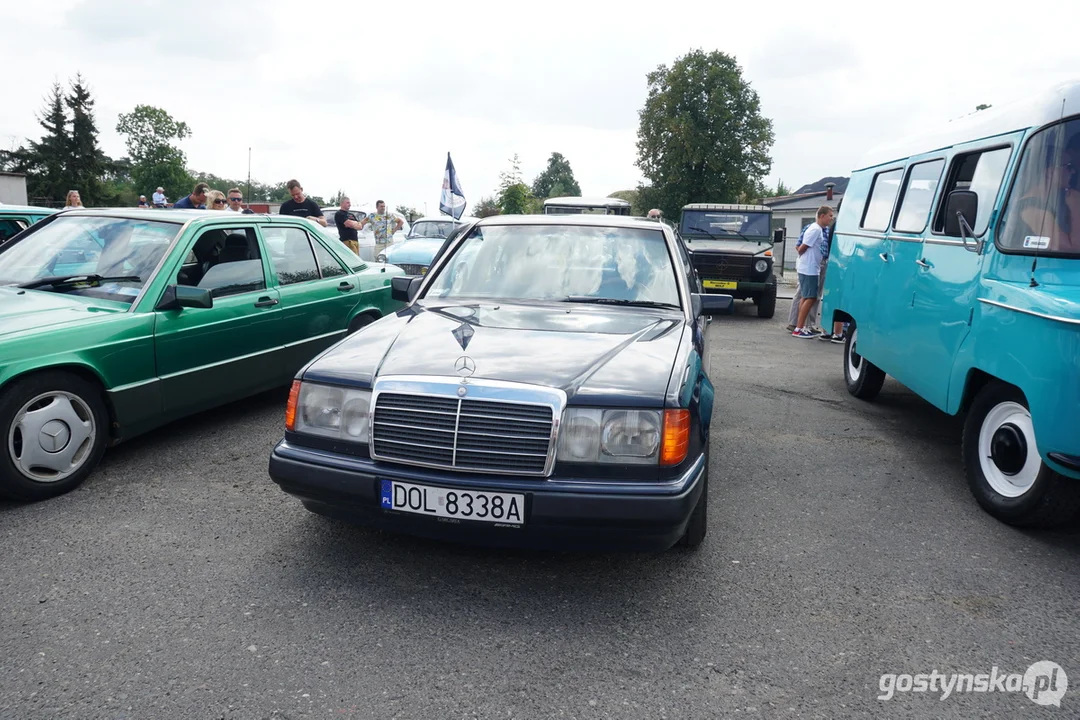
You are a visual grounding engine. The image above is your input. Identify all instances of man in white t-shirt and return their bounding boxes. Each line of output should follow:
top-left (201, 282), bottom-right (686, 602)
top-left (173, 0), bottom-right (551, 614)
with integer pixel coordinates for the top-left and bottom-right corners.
top-left (792, 205), bottom-right (835, 338)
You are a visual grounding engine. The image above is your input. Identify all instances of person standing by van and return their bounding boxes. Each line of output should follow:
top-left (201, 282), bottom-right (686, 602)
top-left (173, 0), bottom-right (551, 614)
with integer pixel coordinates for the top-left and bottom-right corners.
top-left (792, 205), bottom-right (834, 338)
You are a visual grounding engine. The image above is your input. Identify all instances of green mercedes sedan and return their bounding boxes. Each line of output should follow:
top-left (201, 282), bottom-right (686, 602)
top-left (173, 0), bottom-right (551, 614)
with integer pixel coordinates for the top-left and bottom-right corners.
top-left (0, 208), bottom-right (405, 501)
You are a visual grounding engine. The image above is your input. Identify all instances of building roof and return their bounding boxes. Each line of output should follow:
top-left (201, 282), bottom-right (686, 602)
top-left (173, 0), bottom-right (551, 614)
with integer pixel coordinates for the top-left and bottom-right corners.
top-left (856, 79), bottom-right (1080, 170)
top-left (761, 190), bottom-right (843, 209)
top-left (793, 177), bottom-right (848, 195)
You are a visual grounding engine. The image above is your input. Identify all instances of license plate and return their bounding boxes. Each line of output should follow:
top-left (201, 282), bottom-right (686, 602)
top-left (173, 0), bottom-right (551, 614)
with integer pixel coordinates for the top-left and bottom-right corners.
top-left (703, 280), bottom-right (738, 289)
top-left (380, 480), bottom-right (525, 525)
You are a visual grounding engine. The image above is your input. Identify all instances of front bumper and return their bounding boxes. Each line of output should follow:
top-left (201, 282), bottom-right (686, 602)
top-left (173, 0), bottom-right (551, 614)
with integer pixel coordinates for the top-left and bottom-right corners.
top-left (268, 441), bottom-right (707, 552)
top-left (700, 279), bottom-right (774, 296)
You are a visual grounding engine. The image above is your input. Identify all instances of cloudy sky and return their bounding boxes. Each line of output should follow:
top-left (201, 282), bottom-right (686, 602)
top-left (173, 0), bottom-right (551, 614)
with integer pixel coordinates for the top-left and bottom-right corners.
top-left (3, 0), bottom-right (1079, 212)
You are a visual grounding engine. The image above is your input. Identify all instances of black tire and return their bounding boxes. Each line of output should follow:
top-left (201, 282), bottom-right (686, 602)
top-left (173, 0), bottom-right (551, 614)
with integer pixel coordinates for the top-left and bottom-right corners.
top-left (678, 454), bottom-right (709, 548)
top-left (0, 371), bottom-right (110, 501)
top-left (962, 381), bottom-right (1080, 529)
top-left (843, 324), bottom-right (886, 400)
top-left (756, 284), bottom-right (777, 319)
top-left (347, 313), bottom-right (376, 335)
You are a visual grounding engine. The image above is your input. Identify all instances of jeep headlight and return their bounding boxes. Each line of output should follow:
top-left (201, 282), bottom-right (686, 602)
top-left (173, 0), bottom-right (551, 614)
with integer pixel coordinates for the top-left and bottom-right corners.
top-left (290, 382), bottom-right (371, 443)
top-left (754, 259), bottom-right (769, 273)
top-left (557, 409), bottom-right (662, 465)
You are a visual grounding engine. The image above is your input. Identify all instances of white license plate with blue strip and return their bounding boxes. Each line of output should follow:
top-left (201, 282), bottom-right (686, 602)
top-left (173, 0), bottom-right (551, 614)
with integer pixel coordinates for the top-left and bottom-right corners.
top-left (380, 480), bottom-right (525, 525)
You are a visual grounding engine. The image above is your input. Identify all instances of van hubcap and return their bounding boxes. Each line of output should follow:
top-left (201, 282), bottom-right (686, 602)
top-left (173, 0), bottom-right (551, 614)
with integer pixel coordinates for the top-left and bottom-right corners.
top-left (846, 328), bottom-right (862, 382)
top-left (978, 401), bottom-right (1039, 498)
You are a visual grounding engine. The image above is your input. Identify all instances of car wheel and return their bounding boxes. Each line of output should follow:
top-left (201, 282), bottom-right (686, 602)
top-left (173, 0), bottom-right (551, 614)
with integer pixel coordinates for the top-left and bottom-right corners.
top-left (0, 371), bottom-right (109, 501)
top-left (962, 382), bottom-right (1080, 529)
top-left (347, 314), bottom-right (376, 335)
top-left (843, 324), bottom-right (886, 400)
top-left (756, 284), bottom-right (777, 319)
top-left (678, 454), bottom-right (709, 548)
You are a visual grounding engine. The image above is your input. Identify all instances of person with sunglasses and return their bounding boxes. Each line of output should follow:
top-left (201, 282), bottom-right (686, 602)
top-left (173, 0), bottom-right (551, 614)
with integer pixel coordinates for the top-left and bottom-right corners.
top-left (207, 190), bottom-right (228, 210)
top-left (226, 187), bottom-right (254, 214)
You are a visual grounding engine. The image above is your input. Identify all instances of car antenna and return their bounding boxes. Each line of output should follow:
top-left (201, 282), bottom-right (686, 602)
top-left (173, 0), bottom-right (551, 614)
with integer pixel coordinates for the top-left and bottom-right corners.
top-left (1030, 97), bottom-right (1069, 288)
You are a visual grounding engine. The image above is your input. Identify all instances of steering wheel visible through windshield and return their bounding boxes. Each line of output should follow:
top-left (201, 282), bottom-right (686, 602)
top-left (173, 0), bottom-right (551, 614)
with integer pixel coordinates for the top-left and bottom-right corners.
top-left (423, 223), bottom-right (681, 307)
top-left (0, 215), bottom-right (181, 303)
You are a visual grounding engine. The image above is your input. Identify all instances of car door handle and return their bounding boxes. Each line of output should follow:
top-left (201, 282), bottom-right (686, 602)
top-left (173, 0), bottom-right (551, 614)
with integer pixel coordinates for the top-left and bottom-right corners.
top-left (879, 252), bottom-right (890, 262)
top-left (337, 281), bottom-right (355, 292)
top-left (916, 258), bottom-right (933, 269)
top-left (254, 296), bottom-right (279, 308)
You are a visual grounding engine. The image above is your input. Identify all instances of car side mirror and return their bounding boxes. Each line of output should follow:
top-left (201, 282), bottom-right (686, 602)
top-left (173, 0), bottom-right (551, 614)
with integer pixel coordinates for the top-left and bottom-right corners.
top-left (692, 293), bottom-right (734, 317)
top-left (945, 190), bottom-right (979, 246)
top-left (391, 274), bottom-right (423, 303)
top-left (156, 284), bottom-right (213, 311)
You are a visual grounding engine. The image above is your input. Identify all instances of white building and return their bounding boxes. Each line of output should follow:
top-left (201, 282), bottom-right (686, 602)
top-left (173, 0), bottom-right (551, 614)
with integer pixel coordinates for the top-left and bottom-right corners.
top-left (762, 177), bottom-right (846, 274)
top-left (0, 172), bottom-right (28, 205)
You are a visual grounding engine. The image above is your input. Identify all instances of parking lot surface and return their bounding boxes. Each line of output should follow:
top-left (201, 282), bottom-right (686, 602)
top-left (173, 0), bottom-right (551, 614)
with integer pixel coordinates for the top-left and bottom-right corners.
top-left (2, 298), bottom-right (1078, 719)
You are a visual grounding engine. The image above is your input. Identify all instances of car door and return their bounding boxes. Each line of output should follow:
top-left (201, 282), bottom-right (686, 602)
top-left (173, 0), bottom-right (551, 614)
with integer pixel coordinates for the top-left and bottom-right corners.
top-left (262, 224), bottom-right (361, 376)
top-left (909, 144), bottom-right (1012, 408)
top-left (153, 225), bottom-right (284, 416)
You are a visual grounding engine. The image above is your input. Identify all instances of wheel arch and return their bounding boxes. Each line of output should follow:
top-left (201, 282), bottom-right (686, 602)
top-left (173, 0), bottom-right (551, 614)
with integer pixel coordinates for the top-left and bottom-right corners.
top-left (0, 363), bottom-right (119, 441)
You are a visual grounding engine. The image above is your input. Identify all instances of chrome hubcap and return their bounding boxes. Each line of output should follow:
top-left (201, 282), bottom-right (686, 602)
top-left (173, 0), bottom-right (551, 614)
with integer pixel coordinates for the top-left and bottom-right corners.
top-left (7, 391), bottom-right (96, 483)
top-left (978, 401), bottom-right (1040, 498)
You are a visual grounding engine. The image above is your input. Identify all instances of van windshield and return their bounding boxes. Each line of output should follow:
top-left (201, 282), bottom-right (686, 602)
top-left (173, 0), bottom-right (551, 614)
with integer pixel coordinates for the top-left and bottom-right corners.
top-left (680, 210), bottom-right (772, 240)
top-left (999, 117), bottom-right (1080, 256)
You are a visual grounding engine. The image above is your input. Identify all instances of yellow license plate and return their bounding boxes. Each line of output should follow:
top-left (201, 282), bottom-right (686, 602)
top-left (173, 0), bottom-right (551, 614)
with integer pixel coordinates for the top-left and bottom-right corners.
top-left (703, 280), bottom-right (737, 289)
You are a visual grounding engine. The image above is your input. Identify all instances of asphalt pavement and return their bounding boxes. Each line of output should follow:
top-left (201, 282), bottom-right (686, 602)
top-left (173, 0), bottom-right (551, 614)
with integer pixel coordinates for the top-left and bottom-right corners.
top-left (2, 298), bottom-right (1079, 719)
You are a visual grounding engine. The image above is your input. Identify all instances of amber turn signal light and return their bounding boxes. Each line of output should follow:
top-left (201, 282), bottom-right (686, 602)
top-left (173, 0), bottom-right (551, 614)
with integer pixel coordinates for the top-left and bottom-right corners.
top-left (285, 380), bottom-right (301, 431)
top-left (660, 409), bottom-right (690, 466)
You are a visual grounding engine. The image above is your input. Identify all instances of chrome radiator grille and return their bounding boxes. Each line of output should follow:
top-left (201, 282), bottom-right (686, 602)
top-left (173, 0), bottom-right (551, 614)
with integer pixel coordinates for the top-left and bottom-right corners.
top-left (371, 392), bottom-right (555, 475)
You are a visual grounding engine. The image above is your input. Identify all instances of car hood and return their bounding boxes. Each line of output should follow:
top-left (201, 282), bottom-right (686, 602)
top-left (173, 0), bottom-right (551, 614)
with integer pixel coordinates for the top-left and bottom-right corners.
top-left (686, 239), bottom-right (772, 255)
top-left (302, 300), bottom-right (686, 405)
top-left (384, 238), bottom-right (445, 264)
top-left (0, 287), bottom-right (127, 339)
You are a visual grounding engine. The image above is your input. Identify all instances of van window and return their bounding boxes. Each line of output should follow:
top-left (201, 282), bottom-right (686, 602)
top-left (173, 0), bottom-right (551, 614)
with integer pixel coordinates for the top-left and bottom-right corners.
top-left (934, 146), bottom-right (1012, 236)
top-left (861, 168), bottom-right (904, 231)
top-left (998, 118), bottom-right (1080, 255)
top-left (893, 159), bottom-right (945, 233)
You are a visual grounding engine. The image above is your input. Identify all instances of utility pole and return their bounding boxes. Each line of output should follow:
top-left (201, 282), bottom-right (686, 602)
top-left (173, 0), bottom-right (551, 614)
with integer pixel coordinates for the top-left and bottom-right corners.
top-left (247, 147), bottom-right (252, 205)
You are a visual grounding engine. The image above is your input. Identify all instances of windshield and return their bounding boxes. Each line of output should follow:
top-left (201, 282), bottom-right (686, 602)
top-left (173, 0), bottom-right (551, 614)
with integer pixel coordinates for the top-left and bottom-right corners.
top-left (680, 210), bottom-right (772, 239)
top-left (0, 215), bottom-right (181, 303)
top-left (409, 221), bottom-right (456, 239)
top-left (424, 224), bottom-right (681, 307)
top-left (999, 117), bottom-right (1080, 256)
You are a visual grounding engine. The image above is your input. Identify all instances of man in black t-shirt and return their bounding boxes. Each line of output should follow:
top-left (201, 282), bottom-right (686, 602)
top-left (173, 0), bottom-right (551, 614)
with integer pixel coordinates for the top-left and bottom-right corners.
top-left (278, 179), bottom-right (327, 227)
top-left (333, 196), bottom-right (362, 255)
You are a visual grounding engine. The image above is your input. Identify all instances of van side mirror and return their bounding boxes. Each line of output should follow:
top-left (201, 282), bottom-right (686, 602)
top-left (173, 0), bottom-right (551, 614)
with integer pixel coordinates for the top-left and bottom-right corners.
top-left (156, 284), bottom-right (213, 311)
top-left (692, 293), bottom-right (734, 317)
top-left (945, 190), bottom-right (979, 247)
top-left (391, 274), bottom-right (423, 303)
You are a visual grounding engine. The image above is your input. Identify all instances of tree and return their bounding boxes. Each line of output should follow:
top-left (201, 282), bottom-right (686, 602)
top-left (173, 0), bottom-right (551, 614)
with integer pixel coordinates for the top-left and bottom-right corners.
top-left (65, 74), bottom-right (107, 205)
top-left (634, 49), bottom-right (775, 220)
top-left (607, 190), bottom-right (644, 216)
top-left (496, 154), bottom-right (536, 215)
top-left (976, 103), bottom-right (992, 111)
top-left (116, 105), bottom-right (194, 200)
top-left (1, 82), bottom-right (71, 204)
top-left (474, 196), bottom-right (501, 218)
top-left (396, 205), bottom-right (422, 223)
top-left (531, 152), bottom-right (581, 199)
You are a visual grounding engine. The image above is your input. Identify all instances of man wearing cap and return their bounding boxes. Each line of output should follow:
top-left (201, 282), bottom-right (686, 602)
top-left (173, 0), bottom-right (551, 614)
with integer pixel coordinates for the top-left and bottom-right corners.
top-left (138, 195), bottom-right (150, 208)
top-left (152, 187), bottom-right (167, 208)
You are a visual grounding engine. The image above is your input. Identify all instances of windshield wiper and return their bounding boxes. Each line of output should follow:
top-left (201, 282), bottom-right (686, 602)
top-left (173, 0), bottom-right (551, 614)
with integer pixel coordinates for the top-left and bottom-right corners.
top-left (563, 296), bottom-right (680, 309)
top-left (18, 274), bottom-right (142, 290)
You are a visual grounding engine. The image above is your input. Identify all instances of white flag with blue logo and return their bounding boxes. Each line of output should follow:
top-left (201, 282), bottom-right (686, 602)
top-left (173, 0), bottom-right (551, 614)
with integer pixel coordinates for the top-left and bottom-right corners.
top-left (440, 152), bottom-right (466, 220)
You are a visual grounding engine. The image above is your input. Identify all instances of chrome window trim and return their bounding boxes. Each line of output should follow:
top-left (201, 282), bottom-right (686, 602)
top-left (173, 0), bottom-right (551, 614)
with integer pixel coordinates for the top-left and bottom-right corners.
top-left (978, 299), bottom-right (1080, 326)
top-left (369, 375), bottom-right (567, 477)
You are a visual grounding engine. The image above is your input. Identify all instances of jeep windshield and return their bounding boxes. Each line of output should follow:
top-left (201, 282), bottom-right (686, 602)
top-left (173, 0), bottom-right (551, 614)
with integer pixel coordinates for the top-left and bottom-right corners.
top-left (423, 224), bottom-right (681, 307)
top-left (0, 215), bottom-right (181, 303)
top-left (681, 210), bottom-right (772, 241)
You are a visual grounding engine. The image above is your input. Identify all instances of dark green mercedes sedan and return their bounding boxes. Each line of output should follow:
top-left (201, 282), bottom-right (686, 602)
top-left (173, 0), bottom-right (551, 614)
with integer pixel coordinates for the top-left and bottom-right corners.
top-left (0, 208), bottom-right (405, 501)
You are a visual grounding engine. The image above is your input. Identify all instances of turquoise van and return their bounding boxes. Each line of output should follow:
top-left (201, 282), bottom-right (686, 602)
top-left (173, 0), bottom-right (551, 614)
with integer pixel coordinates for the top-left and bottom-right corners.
top-left (822, 80), bottom-right (1080, 529)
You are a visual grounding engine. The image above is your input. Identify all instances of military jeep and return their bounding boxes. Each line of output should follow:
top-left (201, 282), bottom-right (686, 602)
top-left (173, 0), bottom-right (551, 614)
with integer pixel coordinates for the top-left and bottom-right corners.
top-left (678, 203), bottom-right (778, 318)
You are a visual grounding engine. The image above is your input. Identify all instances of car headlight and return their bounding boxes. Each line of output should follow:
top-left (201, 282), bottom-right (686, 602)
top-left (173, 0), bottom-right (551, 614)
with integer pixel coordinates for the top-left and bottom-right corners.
top-left (287, 381), bottom-right (371, 443)
top-left (754, 259), bottom-right (769, 273)
top-left (377, 254), bottom-right (387, 263)
top-left (558, 408), bottom-right (667, 465)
